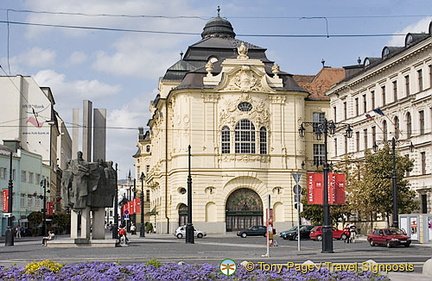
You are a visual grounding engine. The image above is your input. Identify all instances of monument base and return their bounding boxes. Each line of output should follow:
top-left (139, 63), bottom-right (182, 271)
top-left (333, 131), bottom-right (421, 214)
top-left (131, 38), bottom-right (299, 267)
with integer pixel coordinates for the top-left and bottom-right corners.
top-left (46, 238), bottom-right (118, 248)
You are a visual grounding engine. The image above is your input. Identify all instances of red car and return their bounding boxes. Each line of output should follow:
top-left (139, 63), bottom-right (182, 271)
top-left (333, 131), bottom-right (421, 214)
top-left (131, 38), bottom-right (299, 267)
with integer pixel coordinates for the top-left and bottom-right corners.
top-left (367, 228), bottom-right (411, 248)
top-left (309, 226), bottom-right (346, 241)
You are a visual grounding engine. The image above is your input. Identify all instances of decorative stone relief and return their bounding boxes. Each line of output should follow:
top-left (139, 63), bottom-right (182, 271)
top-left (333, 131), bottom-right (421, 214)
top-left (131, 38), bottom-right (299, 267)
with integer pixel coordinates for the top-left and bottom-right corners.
top-left (202, 93), bottom-right (220, 103)
top-left (219, 94), bottom-right (270, 129)
top-left (237, 42), bottom-right (249, 59)
top-left (272, 63), bottom-right (280, 78)
top-left (221, 154), bottom-right (270, 163)
top-left (205, 61), bottom-right (214, 77)
top-left (225, 65), bottom-right (264, 92)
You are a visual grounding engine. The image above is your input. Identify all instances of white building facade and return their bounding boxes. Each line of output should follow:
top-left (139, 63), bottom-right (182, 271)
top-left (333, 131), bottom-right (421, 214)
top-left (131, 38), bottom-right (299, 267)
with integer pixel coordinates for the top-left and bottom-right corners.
top-left (134, 16), bottom-right (344, 234)
top-left (327, 21), bottom-right (432, 214)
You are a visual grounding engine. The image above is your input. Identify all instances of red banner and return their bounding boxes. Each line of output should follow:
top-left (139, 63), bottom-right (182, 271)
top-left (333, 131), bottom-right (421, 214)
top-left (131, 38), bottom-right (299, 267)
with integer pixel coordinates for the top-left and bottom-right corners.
top-left (133, 198), bottom-right (140, 214)
top-left (2, 190), bottom-right (8, 212)
top-left (127, 201), bottom-right (134, 215)
top-left (47, 202), bottom-right (54, 215)
top-left (307, 173), bottom-right (345, 205)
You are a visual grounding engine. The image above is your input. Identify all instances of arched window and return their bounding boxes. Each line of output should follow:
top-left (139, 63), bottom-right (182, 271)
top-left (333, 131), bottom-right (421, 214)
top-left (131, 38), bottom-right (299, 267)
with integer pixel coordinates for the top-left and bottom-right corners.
top-left (259, 127), bottom-right (267, 154)
top-left (394, 116), bottom-right (400, 140)
top-left (235, 119), bottom-right (255, 154)
top-left (383, 120), bottom-right (388, 142)
top-left (406, 112), bottom-right (412, 138)
top-left (221, 126), bottom-right (230, 154)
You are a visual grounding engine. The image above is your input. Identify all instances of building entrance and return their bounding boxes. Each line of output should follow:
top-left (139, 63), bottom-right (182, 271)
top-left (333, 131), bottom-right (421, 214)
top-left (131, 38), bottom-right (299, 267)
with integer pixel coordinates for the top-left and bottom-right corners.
top-left (225, 188), bottom-right (263, 232)
top-left (178, 203), bottom-right (188, 226)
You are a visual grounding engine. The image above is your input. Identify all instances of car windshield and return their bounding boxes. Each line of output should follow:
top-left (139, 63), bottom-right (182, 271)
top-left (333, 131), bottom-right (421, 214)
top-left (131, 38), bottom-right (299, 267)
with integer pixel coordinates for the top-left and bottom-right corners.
top-left (385, 229), bottom-right (405, 235)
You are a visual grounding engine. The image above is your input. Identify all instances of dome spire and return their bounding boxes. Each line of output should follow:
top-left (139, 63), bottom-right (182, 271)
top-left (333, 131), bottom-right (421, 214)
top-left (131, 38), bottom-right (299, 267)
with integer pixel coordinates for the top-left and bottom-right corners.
top-left (201, 7), bottom-right (236, 39)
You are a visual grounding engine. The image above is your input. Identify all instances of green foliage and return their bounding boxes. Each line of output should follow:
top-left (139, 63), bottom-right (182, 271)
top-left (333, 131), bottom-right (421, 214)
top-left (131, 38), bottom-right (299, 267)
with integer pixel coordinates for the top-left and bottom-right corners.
top-left (145, 222), bottom-right (153, 233)
top-left (332, 145), bottom-right (418, 225)
top-left (301, 144), bottom-right (418, 227)
top-left (27, 211), bottom-right (42, 225)
top-left (145, 259), bottom-right (161, 268)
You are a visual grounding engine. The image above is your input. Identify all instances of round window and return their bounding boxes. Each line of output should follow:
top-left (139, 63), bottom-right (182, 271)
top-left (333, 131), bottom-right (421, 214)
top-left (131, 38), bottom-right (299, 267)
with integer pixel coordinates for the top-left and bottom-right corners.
top-left (238, 102), bottom-right (252, 112)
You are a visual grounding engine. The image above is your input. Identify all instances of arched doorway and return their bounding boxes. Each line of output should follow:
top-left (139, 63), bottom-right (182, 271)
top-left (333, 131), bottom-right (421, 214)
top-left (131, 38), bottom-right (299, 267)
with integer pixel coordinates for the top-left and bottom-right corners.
top-left (226, 188), bottom-right (263, 231)
top-left (178, 204), bottom-right (188, 226)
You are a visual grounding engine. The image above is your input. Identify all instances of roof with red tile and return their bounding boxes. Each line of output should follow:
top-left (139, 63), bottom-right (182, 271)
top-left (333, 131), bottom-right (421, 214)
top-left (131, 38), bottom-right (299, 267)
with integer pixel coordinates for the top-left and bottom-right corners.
top-left (294, 67), bottom-right (346, 101)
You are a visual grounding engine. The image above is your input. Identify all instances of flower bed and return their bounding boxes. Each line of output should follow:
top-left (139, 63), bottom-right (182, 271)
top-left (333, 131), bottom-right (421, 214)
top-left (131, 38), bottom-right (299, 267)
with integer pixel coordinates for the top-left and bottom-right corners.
top-left (0, 260), bottom-right (390, 281)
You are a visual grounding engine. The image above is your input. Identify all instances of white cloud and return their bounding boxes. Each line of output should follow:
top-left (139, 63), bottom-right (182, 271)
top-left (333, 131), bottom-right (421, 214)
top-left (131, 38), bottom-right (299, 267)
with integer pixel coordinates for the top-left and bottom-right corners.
top-left (92, 35), bottom-right (182, 79)
top-left (14, 47), bottom-right (56, 67)
top-left (387, 17), bottom-right (432, 46)
top-left (69, 51), bottom-right (87, 65)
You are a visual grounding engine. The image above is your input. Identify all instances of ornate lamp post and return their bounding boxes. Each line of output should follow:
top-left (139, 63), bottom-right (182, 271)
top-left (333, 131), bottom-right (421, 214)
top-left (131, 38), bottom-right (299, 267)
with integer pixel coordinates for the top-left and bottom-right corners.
top-left (40, 178), bottom-right (50, 237)
top-left (111, 164), bottom-right (119, 239)
top-left (140, 172), bottom-right (145, 237)
top-left (373, 137), bottom-right (414, 228)
top-left (185, 145), bottom-right (194, 244)
top-left (5, 151), bottom-right (14, 246)
top-left (299, 119), bottom-right (352, 253)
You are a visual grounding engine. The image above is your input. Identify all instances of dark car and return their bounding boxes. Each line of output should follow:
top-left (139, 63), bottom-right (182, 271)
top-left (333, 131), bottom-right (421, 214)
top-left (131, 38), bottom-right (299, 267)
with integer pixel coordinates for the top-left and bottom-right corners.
top-left (280, 225), bottom-right (315, 240)
top-left (367, 228), bottom-right (411, 248)
top-left (309, 226), bottom-right (346, 241)
top-left (237, 225), bottom-right (267, 238)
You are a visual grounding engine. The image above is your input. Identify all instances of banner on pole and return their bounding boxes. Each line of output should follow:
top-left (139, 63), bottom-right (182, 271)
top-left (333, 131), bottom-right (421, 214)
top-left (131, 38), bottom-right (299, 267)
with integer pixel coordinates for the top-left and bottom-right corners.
top-left (2, 189), bottom-right (8, 212)
top-left (307, 173), bottom-right (345, 205)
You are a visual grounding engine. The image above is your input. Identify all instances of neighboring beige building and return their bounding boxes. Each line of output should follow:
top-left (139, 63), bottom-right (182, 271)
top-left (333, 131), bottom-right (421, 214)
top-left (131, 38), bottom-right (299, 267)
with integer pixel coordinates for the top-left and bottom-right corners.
top-left (134, 15), bottom-right (346, 234)
top-left (327, 22), bottom-right (432, 215)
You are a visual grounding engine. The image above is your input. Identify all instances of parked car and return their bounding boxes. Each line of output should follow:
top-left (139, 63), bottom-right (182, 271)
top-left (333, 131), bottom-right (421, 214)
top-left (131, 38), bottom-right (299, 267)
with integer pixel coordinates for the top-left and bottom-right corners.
top-left (237, 225), bottom-right (267, 238)
top-left (280, 225), bottom-right (315, 240)
top-left (174, 225), bottom-right (206, 239)
top-left (309, 226), bottom-right (346, 241)
top-left (367, 228), bottom-right (411, 248)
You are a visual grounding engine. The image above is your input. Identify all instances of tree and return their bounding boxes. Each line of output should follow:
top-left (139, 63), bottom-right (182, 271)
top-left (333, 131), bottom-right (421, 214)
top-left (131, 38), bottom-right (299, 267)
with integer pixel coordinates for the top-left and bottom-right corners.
top-left (361, 144), bottom-right (418, 225)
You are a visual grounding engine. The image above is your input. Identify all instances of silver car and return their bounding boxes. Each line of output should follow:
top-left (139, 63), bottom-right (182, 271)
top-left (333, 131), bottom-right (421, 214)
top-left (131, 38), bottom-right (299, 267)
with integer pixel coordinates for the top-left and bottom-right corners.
top-left (174, 225), bottom-right (207, 239)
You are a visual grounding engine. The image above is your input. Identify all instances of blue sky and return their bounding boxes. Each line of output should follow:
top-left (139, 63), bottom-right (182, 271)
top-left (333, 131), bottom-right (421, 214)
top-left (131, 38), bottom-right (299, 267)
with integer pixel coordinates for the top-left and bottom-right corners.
top-left (1, 0), bottom-right (431, 179)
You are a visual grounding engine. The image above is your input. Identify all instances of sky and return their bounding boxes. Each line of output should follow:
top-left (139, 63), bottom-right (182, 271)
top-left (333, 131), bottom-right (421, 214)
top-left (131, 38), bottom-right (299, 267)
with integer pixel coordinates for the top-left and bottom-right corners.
top-left (0, 0), bottom-right (431, 179)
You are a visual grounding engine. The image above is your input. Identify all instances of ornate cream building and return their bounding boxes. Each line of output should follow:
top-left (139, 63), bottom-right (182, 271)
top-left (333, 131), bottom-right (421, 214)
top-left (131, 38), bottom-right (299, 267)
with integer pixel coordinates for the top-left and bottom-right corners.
top-left (134, 15), bottom-right (346, 234)
top-left (327, 21), bottom-right (432, 215)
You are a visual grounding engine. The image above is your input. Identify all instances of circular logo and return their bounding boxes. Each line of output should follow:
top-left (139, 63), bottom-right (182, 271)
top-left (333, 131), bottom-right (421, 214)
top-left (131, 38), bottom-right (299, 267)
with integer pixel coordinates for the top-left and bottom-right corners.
top-left (220, 258), bottom-right (237, 276)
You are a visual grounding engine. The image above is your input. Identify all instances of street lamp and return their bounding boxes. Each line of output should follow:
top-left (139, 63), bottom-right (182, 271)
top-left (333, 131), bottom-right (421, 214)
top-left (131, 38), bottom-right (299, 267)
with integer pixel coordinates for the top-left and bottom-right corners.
top-left (185, 145), bottom-right (194, 244)
top-left (40, 178), bottom-right (50, 237)
top-left (299, 119), bottom-right (352, 253)
top-left (140, 172), bottom-right (145, 237)
top-left (5, 151), bottom-right (14, 246)
top-left (111, 163), bottom-right (119, 239)
top-left (373, 138), bottom-right (414, 228)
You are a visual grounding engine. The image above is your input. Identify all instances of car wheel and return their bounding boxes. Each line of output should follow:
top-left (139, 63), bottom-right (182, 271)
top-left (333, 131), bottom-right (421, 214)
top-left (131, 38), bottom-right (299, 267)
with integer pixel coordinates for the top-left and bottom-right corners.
top-left (386, 240), bottom-right (392, 248)
top-left (369, 239), bottom-right (375, 246)
top-left (241, 233), bottom-right (247, 238)
top-left (197, 233), bottom-right (203, 238)
top-left (404, 243), bottom-right (410, 247)
top-left (317, 235), bottom-right (323, 241)
top-left (293, 234), bottom-right (298, 241)
top-left (341, 234), bottom-right (347, 240)
top-left (283, 236), bottom-right (288, 240)
top-left (176, 233), bottom-right (183, 239)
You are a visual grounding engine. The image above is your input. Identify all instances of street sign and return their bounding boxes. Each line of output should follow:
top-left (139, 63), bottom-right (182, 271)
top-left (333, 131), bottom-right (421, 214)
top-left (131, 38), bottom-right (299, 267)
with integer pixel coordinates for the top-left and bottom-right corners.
top-left (292, 173), bottom-right (302, 184)
top-left (293, 184), bottom-right (302, 195)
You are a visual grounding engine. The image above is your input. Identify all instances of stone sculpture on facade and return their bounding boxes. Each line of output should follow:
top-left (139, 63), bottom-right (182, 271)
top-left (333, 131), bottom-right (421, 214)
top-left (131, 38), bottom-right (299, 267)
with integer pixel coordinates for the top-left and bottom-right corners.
top-left (62, 151), bottom-right (116, 242)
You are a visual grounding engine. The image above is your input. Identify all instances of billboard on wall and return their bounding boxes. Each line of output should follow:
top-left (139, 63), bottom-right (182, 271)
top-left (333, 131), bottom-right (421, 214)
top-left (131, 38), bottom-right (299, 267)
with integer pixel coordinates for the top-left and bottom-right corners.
top-left (307, 173), bottom-right (346, 205)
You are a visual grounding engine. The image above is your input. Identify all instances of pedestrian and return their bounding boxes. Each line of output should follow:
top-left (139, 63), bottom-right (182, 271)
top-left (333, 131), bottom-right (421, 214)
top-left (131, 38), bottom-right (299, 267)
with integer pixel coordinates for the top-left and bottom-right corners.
top-left (118, 227), bottom-right (129, 245)
top-left (130, 223), bottom-right (137, 235)
top-left (348, 222), bottom-right (357, 243)
top-left (15, 226), bottom-right (22, 238)
top-left (41, 231), bottom-right (55, 246)
top-left (343, 225), bottom-right (351, 243)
